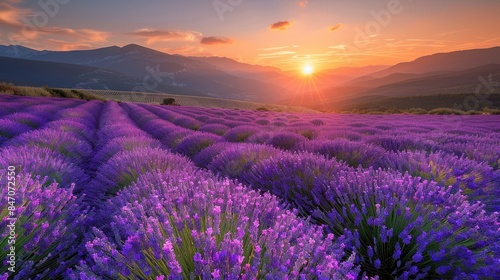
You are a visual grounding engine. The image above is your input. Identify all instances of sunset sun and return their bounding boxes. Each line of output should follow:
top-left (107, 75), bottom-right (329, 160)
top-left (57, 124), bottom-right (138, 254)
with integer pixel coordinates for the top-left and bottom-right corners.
top-left (302, 64), bottom-right (314, 76)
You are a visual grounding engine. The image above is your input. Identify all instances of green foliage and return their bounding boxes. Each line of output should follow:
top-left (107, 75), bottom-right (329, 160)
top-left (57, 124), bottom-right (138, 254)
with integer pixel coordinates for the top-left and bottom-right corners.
top-left (0, 82), bottom-right (20, 94)
top-left (428, 108), bottom-right (466, 115)
top-left (405, 108), bottom-right (428, 115)
top-left (1, 82), bottom-right (104, 101)
top-left (256, 106), bottom-right (271, 112)
top-left (162, 97), bottom-right (179, 106)
top-left (484, 107), bottom-right (500, 115)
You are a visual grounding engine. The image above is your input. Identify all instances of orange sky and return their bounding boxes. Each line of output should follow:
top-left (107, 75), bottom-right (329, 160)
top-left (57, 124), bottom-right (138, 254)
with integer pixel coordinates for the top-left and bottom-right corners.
top-left (1, 0), bottom-right (500, 72)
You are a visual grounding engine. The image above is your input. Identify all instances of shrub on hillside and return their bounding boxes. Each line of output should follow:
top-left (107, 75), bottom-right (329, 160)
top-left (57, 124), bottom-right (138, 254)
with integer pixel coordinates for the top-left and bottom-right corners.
top-left (428, 108), bottom-right (466, 115)
top-left (162, 97), bottom-right (179, 106)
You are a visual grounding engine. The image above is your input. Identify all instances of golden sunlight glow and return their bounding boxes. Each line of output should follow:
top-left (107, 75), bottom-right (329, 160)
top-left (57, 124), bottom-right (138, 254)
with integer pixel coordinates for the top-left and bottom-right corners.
top-left (301, 64), bottom-right (314, 75)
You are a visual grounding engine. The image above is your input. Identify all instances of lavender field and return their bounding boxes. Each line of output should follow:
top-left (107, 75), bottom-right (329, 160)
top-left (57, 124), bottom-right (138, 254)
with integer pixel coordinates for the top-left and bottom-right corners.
top-left (1, 94), bottom-right (500, 279)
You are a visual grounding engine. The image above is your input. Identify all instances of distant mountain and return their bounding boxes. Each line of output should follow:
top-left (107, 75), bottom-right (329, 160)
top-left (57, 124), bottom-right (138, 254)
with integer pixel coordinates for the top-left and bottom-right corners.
top-left (0, 56), bottom-right (206, 95)
top-left (361, 64), bottom-right (500, 97)
top-left (287, 46), bottom-right (500, 110)
top-left (369, 46), bottom-right (500, 78)
top-left (0, 44), bottom-right (290, 102)
top-left (2, 44), bottom-right (499, 107)
top-left (0, 45), bottom-right (38, 58)
top-left (190, 56), bottom-right (281, 75)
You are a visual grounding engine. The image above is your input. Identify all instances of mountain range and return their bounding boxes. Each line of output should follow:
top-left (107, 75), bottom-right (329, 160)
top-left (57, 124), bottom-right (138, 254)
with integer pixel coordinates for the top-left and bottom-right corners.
top-left (0, 44), bottom-right (499, 109)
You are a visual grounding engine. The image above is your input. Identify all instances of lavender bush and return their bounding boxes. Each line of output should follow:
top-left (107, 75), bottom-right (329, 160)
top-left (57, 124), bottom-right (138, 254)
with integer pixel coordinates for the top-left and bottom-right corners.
top-left (266, 132), bottom-right (307, 150)
top-left (0, 96), bottom-right (499, 279)
top-left (175, 132), bottom-right (223, 159)
top-left (6, 129), bottom-right (93, 163)
top-left (0, 174), bottom-right (87, 279)
top-left (223, 126), bottom-right (260, 142)
top-left (0, 146), bottom-right (89, 189)
top-left (88, 147), bottom-right (196, 198)
top-left (384, 150), bottom-right (500, 212)
top-left (198, 123), bottom-right (230, 136)
top-left (75, 169), bottom-right (359, 279)
top-left (245, 159), bottom-right (500, 278)
top-left (208, 144), bottom-right (281, 178)
top-left (300, 139), bottom-right (389, 169)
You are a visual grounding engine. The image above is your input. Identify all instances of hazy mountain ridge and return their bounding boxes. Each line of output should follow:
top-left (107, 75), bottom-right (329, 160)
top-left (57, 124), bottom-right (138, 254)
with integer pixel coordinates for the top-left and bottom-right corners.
top-left (369, 46), bottom-right (500, 77)
top-left (1, 44), bottom-right (499, 108)
top-left (0, 44), bottom-right (290, 102)
top-left (289, 47), bottom-right (500, 109)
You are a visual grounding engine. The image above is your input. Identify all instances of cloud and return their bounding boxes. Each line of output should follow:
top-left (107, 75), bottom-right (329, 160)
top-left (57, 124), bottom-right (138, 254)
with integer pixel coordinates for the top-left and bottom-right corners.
top-left (0, 3), bottom-right (30, 28)
top-left (270, 21), bottom-right (293, 31)
top-left (162, 45), bottom-right (213, 56)
top-left (258, 51), bottom-right (296, 57)
top-left (299, 1), bottom-right (309, 7)
top-left (0, 2), bottom-right (110, 48)
top-left (45, 39), bottom-right (94, 51)
top-left (35, 27), bottom-right (109, 42)
top-left (329, 23), bottom-right (342, 32)
top-left (258, 46), bottom-right (291, 51)
top-left (128, 28), bottom-right (202, 44)
top-left (200, 36), bottom-right (233, 45)
top-left (328, 44), bottom-right (347, 50)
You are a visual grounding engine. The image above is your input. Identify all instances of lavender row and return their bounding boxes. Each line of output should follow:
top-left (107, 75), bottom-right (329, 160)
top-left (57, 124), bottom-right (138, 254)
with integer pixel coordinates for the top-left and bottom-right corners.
top-left (110, 100), bottom-right (500, 277)
top-left (1, 96), bottom-right (499, 279)
top-left (0, 174), bottom-right (89, 279)
top-left (0, 99), bottom-right (84, 146)
top-left (0, 101), bottom-right (104, 190)
top-left (192, 143), bottom-right (500, 279)
top-left (0, 100), bottom-right (104, 278)
top-left (132, 103), bottom-right (500, 212)
top-left (75, 102), bottom-right (367, 278)
top-left (72, 164), bottom-right (360, 279)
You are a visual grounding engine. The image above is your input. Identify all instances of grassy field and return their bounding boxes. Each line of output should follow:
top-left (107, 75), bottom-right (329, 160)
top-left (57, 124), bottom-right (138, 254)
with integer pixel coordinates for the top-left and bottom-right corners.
top-left (3, 82), bottom-right (499, 115)
top-left (0, 82), bottom-right (106, 101)
top-left (331, 93), bottom-right (500, 114)
top-left (75, 89), bottom-right (320, 113)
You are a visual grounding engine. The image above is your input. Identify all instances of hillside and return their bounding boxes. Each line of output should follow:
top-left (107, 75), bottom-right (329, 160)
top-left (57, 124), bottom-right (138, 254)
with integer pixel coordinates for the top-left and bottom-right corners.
top-left (288, 48), bottom-right (500, 110)
top-left (0, 44), bottom-right (290, 102)
top-left (0, 56), bottom-right (206, 95)
top-left (369, 46), bottom-right (500, 77)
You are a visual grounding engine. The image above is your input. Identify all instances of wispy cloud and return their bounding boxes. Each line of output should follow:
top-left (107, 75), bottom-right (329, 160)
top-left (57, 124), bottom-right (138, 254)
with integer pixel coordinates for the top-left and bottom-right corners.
top-left (329, 23), bottom-right (342, 32)
top-left (258, 46), bottom-right (292, 51)
top-left (436, 29), bottom-right (471, 37)
top-left (328, 44), bottom-right (347, 50)
top-left (270, 21), bottom-right (293, 31)
top-left (200, 36), bottom-right (233, 45)
top-left (128, 28), bottom-right (202, 44)
top-left (0, 2), bottom-right (110, 49)
top-left (0, 3), bottom-right (30, 28)
top-left (299, 0), bottom-right (309, 8)
top-left (37, 27), bottom-right (109, 42)
top-left (258, 51), bottom-right (296, 57)
top-left (162, 45), bottom-right (213, 57)
top-left (45, 39), bottom-right (94, 51)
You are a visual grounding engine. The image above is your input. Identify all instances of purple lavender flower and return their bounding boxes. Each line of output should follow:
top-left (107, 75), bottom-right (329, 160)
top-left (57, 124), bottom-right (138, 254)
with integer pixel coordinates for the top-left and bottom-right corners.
top-left (175, 132), bottom-right (223, 159)
top-left (265, 132), bottom-right (307, 150)
top-left (299, 138), bottom-right (389, 168)
top-left (208, 143), bottom-right (281, 178)
top-left (0, 145), bottom-right (90, 188)
top-left (198, 123), bottom-right (230, 136)
top-left (79, 169), bottom-right (357, 279)
top-left (0, 174), bottom-right (87, 278)
top-left (223, 126), bottom-right (260, 142)
top-left (88, 147), bottom-right (196, 198)
top-left (5, 128), bottom-right (93, 162)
